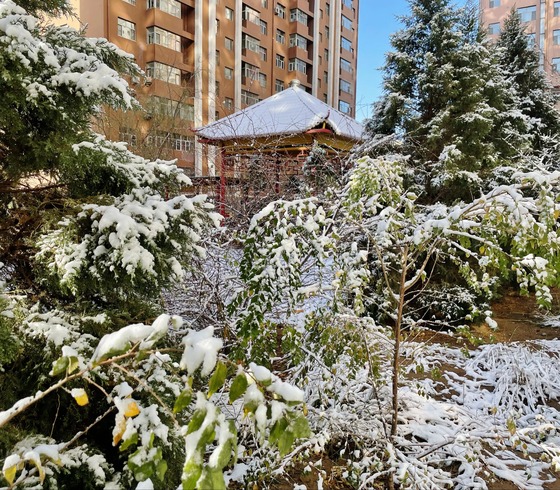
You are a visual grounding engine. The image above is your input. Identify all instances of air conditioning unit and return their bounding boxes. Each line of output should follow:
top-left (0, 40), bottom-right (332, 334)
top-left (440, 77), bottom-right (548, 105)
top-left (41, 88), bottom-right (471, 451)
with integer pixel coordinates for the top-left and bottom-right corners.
top-left (144, 76), bottom-right (153, 86)
top-left (274, 6), bottom-right (281, 15)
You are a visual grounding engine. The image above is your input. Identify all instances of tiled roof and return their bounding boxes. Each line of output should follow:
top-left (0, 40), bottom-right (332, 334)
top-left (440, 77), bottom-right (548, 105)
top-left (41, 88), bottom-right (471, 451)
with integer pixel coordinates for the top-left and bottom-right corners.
top-left (194, 81), bottom-right (364, 142)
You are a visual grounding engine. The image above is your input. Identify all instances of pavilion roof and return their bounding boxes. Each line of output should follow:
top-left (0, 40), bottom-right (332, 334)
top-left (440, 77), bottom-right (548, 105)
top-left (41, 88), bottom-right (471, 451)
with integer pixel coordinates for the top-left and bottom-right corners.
top-left (194, 81), bottom-right (364, 143)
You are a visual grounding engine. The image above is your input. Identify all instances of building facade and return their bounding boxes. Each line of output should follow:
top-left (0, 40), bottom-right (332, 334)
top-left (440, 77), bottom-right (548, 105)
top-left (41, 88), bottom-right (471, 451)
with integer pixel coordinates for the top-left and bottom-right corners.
top-left (61, 0), bottom-right (360, 176)
top-left (480, 0), bottom-right (560, 85)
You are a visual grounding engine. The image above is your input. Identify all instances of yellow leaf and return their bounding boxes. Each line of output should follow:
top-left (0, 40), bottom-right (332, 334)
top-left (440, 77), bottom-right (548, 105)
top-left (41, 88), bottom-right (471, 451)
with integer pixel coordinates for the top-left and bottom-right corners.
top-left (113, 414), bottom-right (126, 446)
top-left (71, 388), bottom-right (89, 406)
top-left (124, 400), bottom-right (140, 418)
top-left (3, 465), bottom-right (17, 485)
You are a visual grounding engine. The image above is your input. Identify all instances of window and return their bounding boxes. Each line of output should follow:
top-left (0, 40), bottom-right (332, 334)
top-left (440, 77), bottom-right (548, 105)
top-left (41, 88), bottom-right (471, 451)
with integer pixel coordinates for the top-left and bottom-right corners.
top-left (243, 34), bottom-right (260, 53)
top-left (554, 30), bottom-right (560, 45)
top-left (147, 26), bottom-right (181, 51)
top-left (242, 62), bottom-right (259, 81)
top-left (262, 0), bottom-right (268, 7)
top-left (290, 33), bottom-right (308, 50)
top-left (146, 61), bottom-right (181, 85)
top-left (324, 71), bottom-right (328, 83)
top-left (340, 79), bottom-right (352, 94)
top-left (341, 14), bottom-right (352, 30)
top-left (341, 58), bottom-right (353, 74)
top-left (276, 29), bottom-right (285, 43)
top-left (339, 100), bottom-right (351, 114)
top-left (225, 37), bottom-right (234, 50)
top-left (324, 48), bottom-right (329, 61)
top-left (289, 58), bottom-right (307, 74)
top-left (290, 8), bottom-right (308, 25)
top-left (259, 46), bottom-right (267, 61)
top-left (259, 72), bottom-right (267, 88)
top-left (225, 66), bottom-right (233, 79)
top-left (215, 81), bottom-right (219, 96)
top-left (341, 36), bottom-right (352, 52)
top-left (489, 0), bottom-right (500, 7)
top-left (119, 126), bottom-right (137, 146)
top-left (325, 26), bottom-right (329, 39)
top-left (555, 1), bottom-right (560, 16)
top-left (326, 2), bottom-right (330, 15)
top-left (342, 0), bottom-right (352, 8)
top-left (216, 50), bottom-right (220, 66)
top-left (517, 6), bottom-right (537, 23)
top-left (172, 134), bottom-right (194, 152)
top-left (215, 19), bottom-right (219, 33)
top-left (224, 97), bottom-right (233, 110)
top-left (225, 7), bottom-right (234, 20)
top-left (243, 5), bottom-right (260, 24)
top-left (148, 97), bottom-right (193, 120)
top-left (488, 22), bottom-right (500, 35)
top-left (147, 0), bottom-right (181, 18)
top-left (526, 32), bottom-right (536, 48)
top-left (275, 3), bottom-right (286, 18)
top-left (552, 57), bottom-right (560, 72)
top-left (276, 54), bottom-right (285, 69)
top-left (275, 79), bottom-right (284, 92)
top-left (117, 18), bottom-right (136, 40)
top-left (241, 89), bottom-right (259, 106)
top-left (260, 20), bottom-right (268, 35)
top-left (123, 0), bottom-right (136, 4)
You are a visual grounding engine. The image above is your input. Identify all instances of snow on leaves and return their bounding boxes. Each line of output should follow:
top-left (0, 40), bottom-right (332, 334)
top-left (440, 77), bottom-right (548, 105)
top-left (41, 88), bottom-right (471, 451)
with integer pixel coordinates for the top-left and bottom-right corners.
top-left (35, 187), bottom-right (220, 299)
top-left (0, 1), bottom-right (134, 108)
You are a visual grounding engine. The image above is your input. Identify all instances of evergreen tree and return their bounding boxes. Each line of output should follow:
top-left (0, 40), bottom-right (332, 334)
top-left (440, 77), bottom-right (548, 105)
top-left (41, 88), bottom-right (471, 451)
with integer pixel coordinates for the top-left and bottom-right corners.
top-left (369, 0), bottom-right (528, 202)
top-left (496, 9), bottom-right (560, 162)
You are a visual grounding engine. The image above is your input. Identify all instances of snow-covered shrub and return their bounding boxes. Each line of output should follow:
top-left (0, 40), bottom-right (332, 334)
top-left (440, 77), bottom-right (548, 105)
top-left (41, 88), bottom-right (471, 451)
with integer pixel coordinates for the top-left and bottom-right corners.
top-left (462, 342), bottom-right (560, 415)
top-left (0, 315), bottom-right (310, 488)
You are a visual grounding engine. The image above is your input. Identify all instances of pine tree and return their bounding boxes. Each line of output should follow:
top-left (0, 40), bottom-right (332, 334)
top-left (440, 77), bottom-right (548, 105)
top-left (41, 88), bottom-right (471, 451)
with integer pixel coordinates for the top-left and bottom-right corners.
top-left (496, 9), bottom-right (560, 162)
top-left (369, 0), bottom-right (528, 202)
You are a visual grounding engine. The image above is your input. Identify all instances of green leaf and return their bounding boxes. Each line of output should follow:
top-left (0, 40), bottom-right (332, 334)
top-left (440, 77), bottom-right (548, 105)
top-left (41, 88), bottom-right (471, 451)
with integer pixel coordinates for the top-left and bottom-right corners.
top-left (182, 459), bottom-right (202, 490)
top-left (128, 458), bottom-right (153, 482)
top-left (67, 356), bottom-right (79, 374)
top-left (229, 374), bottom-right (248, 403)
top-left (197, 467), bottom-right (226, 490)
top-left (196, 424), bottom-right (216, 452)
top-left (50, 356), bottom-right (69, 376)
top-left (173, 388), bottom-right (193, 414)
top-left (186, 409), bottom-right (206, 435)
top-left (156, 459), bottom-right (167, 481)
top-left (119, 433), bottom-right (138, 452)
top-left (214, 439), bottom-right (234, 470)
top-left (269, 417), bottom-right (288, 445)
top-left (277, 429), bottom-right (295, 456)
top-left (291, 415), bottom-right (311, 439)
top-left (208, 361), bottom-right (227, 397)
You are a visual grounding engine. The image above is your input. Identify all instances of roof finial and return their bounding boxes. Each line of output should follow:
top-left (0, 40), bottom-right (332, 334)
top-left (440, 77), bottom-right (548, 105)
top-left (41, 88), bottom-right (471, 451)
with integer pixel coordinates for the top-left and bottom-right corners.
top-left (290, 79), bottom-right (301, 88)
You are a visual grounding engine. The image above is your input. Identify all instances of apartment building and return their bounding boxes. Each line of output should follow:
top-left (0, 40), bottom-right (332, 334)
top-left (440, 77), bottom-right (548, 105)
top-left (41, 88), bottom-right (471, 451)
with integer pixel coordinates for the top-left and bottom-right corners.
top-left (62, 0), bottom-right (360, 176)
top-left (480, 0), bottom-right (560, 85)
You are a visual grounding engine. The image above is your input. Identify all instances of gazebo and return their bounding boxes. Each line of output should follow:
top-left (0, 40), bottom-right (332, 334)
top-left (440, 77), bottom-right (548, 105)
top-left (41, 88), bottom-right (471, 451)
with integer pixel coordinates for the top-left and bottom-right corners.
top-left (194, 80), bottom-right (364, 216)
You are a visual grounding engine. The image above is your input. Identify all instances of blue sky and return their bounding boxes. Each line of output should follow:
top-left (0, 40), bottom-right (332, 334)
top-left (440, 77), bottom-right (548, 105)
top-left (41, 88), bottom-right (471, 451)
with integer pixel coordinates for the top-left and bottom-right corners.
top-left (355, 0), bottom-right (409, 121)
